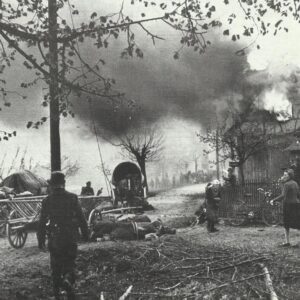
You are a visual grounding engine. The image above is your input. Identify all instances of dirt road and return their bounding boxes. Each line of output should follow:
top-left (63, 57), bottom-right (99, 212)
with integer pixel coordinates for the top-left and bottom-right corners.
top-left (0, 184), bottom-right (205, 299)
top-left (1, 184), bottom-right (300, 299)
top-left (146, 184), bottom-right (206, 222)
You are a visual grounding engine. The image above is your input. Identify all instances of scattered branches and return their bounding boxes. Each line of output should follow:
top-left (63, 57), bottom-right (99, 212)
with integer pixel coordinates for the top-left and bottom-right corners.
top-left (119, 285), bottom-right (133, 300)
top-left (259, 263), bottom-right (279, 300)
top-left (76, 236), bottom-right (280, 299)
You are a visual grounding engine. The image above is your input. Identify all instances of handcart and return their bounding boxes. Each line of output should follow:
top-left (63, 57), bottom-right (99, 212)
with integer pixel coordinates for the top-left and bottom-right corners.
top-left (0, 195), bottom-right (109, 249)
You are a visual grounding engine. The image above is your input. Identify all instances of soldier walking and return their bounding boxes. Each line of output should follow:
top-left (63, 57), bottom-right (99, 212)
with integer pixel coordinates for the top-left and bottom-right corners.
top-left (37, 171), bottom-right (89, 300)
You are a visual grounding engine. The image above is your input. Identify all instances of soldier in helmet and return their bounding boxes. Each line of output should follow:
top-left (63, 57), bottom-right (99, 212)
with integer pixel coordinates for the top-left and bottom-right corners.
top-left (205, 179), bottom-right (221, 233)
top-left (37, 171), bottom-right (89, 300)
top-left (80, 181), bottom-right (94, 196)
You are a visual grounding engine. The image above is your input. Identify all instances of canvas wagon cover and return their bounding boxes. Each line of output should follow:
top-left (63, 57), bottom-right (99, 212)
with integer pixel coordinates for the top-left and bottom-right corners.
top-left (112, 162), bottom-right (142, 186)
top-left (1, 170), bottom-right (48, 195)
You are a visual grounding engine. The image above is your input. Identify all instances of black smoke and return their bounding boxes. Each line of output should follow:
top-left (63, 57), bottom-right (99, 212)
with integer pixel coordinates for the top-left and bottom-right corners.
top-left (72, 41), bottom-right (252, 136)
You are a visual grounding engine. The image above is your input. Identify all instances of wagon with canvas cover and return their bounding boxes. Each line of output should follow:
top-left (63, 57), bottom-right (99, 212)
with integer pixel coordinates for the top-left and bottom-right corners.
top-left (111, 161), bottom-right (153, 210)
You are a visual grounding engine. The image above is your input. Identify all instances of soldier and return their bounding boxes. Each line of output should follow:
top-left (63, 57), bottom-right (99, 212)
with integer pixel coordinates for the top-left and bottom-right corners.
top-left (37, 171), bottom-right (89, 300)
top-left (205, 179), bottom-right (221, 233)
top-left (80, 181), bottom-right (95, 196)
top-left (223, 167), bottom-right (236, 187)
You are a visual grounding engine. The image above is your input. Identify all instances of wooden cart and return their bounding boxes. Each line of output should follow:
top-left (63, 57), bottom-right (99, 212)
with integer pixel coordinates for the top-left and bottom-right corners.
top-left (87, 206), bottom-right (143, 226)
top-left (0, 196), bottom-right (43, 248)
top-left (0, 195), bottom-right (110, 249)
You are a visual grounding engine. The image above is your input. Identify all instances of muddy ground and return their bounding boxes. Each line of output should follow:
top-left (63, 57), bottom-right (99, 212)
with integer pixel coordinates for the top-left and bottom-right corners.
top-left (1, 184), bottom-right (300, 299)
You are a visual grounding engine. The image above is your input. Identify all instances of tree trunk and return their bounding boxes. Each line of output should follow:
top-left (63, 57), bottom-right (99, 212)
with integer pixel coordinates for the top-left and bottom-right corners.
top-left (195, 158), bottom-right (198, 173)
top-left (238, 164), bottom-right (245, 186)
top-left (138, 159), bottom-right (148, 193)
top-left (48, 0), bottom-right (61, 172)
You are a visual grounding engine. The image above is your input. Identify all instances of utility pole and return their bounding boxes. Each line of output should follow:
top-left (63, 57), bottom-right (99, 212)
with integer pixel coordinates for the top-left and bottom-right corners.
top-left (216, 128), bottom-right (220, 180)
top-left (48, 0), bottom-right (61, 171)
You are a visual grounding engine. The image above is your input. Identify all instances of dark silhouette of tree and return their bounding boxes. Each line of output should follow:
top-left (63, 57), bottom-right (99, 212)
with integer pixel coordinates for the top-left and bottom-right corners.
top-left (118, 129), bottom-right (164, 191)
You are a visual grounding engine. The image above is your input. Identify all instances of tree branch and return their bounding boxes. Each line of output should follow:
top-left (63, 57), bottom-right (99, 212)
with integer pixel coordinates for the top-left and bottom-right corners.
top-left (0, 30), bottom-right (49, 77)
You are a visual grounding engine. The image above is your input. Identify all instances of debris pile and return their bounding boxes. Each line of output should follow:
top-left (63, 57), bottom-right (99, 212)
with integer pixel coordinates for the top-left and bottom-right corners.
top-left (75, 235), bottom-right (284, 299)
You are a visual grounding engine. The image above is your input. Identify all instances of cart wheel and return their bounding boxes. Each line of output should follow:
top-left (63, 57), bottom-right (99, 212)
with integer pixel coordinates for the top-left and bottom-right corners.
top-left (88, 209), bottom-right (102, 227)
top-left (262, 203), bottom-right (282, 226)
top-left (7, 223), bottom-right (27, 248)
top-left (7, 210), bottom-right (28, 249)
top-left (228, 204), bottom-right (247, 226)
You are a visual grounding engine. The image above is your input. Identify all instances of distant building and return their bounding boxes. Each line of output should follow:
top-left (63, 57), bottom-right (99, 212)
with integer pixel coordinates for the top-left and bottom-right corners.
top-left (225, 107), bottom-right (300, 182)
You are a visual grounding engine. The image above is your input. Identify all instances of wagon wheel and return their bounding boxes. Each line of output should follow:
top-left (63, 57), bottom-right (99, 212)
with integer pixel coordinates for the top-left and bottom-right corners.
top-left (262, 203), bottom-right (282, 226)
top-left (88, 209), bottom-right (102, 227)
top-left (228, 203), bottom-right (247, 226)
top-left (6, 210), bottom-right (28, 249)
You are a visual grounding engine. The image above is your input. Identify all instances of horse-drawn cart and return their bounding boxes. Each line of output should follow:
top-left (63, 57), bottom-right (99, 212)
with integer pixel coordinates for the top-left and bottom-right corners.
top-left (0, 195), bottom-right (110, 249)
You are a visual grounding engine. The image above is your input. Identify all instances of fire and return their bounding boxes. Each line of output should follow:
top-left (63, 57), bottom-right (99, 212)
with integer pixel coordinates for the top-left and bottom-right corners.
top-left (261, 87), bottom-right (292, 122)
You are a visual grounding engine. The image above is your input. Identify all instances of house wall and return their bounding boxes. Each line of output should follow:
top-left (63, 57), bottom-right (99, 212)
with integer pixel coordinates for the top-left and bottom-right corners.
top-left (242, 147), bottom-right (290, 182)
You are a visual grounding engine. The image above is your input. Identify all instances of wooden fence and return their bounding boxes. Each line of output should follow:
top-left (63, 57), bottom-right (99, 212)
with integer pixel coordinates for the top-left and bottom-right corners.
top-left (219, 180), bottom-right (282, 218)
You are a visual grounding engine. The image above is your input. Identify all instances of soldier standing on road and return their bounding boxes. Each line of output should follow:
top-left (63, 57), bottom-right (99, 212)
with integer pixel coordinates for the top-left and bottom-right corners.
top-left (80, 181), bottom-right (95, 196)
top-left (205, 179), bottom-right (221, 233)
top-left (37, 171), bottom-right (89, 300)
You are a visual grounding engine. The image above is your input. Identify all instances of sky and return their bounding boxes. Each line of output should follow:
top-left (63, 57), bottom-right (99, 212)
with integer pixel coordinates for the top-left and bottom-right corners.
top-left (0, 0), bottom-right (300, 193)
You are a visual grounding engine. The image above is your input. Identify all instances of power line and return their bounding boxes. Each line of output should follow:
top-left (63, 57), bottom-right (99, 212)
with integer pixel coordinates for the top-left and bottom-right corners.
top-left (89, 100), bottom-right (111, 195)
top-left (66, 0), bottom-right (111, 195)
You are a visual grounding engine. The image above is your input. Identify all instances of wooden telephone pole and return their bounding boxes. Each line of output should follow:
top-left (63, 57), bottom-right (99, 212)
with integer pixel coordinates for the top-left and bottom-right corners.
top-left (48, 0), bottom-right (61, 172)
top-left (216, 127), bottom-right (220, 180)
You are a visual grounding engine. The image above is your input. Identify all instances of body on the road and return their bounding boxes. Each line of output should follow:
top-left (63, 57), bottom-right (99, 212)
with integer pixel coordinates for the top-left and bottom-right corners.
top-left (37, 171), bottom-right (89, 300)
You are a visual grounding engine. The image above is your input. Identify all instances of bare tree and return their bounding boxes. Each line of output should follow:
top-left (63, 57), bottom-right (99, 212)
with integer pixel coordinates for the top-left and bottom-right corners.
top-left (40, 155), bottom-right (80, 179)
top-left (0, 147), bottom-right (41, 180)
top-left (117, 129), bottom-right (164, 191)
top-left (188, 152), bottom-right (202, 173)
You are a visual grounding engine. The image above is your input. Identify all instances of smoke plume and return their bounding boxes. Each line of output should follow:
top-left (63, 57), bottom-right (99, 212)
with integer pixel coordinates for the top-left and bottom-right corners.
top-left (73, 41), bottom-right (251, 135)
